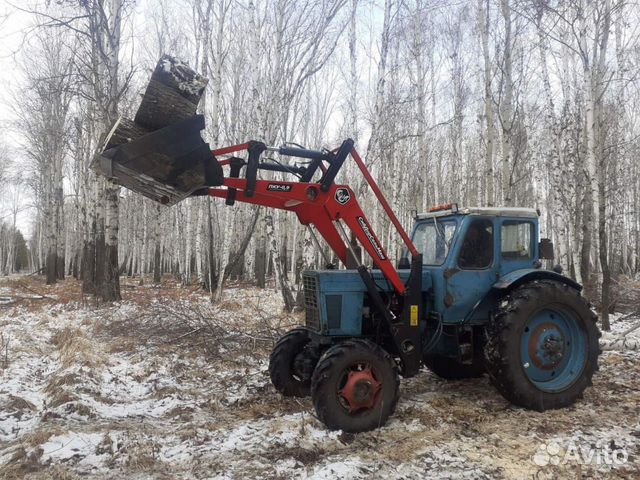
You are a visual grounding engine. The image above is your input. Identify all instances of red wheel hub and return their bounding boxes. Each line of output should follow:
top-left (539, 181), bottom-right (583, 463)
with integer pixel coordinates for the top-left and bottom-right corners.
top-left (339, 367), bottom-right (382, 413)
top-left (528, 322), bottom-right (566, 370)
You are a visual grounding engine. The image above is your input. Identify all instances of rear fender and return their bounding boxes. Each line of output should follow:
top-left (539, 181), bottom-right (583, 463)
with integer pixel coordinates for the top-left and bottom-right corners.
top-left (493, 269), bottom-right (582, 293)
top-left (462, 269), bottom-right (581, 326)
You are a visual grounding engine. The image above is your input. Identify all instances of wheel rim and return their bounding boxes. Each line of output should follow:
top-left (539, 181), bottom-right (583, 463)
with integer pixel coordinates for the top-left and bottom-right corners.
top-left (337, 363), bottom-right (382, 414)
top-left (520, 307), bottom-right (587, 392)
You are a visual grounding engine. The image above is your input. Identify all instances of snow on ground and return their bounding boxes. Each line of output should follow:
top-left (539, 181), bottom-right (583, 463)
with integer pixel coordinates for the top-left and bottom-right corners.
top-left (601, 312), bottom-right (640, 351)
top-left (0, 276), bottom-right (638, 479)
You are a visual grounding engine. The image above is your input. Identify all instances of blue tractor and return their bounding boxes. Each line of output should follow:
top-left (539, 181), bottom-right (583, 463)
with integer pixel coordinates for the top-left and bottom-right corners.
top-left (269, 203), bottom-right (600, 433)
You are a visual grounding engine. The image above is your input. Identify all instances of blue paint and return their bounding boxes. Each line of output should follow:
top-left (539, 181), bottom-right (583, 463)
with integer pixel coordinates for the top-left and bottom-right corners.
top-left (436, 215), bottom-right (539, 323)
top-left (520, 307), bottom-right (587, 392)
top-left (303, 270), bottom-right (365, 336)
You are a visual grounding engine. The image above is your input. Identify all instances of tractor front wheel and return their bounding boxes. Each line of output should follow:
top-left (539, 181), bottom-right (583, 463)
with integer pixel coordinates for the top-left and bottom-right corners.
top-left (269, 327), bottom-right (318, 397)
top-left (311, 339), bottom-right (399, 433)
top-left (484, 280), bottom-right (600, 411)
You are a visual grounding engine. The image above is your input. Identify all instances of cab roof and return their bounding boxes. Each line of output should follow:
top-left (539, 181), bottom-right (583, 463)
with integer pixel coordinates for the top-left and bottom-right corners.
top-left (415, 206), bottom-right (539, 220)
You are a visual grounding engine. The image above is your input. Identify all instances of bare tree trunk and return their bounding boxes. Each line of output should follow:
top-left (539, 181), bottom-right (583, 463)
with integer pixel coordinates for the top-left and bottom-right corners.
top-left (597, 0), bottom-right (613, 330)
top-left (499, 0), bottom-right (514, 206)
top-left (54, 157), bottom-right (65, 281)
top-left (222, 207), bottom-right (260, 282)
top-left (479, 0), bottom-right (495, 206)
top-left (153, 205), bottom-right (162, 285)
top-left (45, 185), bottom-right (57, 285)
top-left (214, 205), bottom-right (232, 301)
top-left (100, 0), bottom-right (124, 302)
top-left (103, 181), bottom-right (121, 300)
top-left (255, 211), bottom-right (267, 288)
top-left (183, 201), bottom-right (194, 285)
top-left (265, 214), bottom-right (295, 311)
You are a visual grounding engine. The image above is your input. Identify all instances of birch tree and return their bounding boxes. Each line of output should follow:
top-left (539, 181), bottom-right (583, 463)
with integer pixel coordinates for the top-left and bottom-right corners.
top-left (478, 0), bottom-right (495, 206)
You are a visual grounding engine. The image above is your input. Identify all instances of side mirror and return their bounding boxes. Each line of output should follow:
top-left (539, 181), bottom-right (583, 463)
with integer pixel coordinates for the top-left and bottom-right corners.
top-left (397, 257), bottom-right (410, 269)
top-left (539, 238), bottom-right (554, 260)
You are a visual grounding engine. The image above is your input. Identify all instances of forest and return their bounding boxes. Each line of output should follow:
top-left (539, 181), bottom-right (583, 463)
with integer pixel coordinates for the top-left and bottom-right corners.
top-left (0, 0), bottom-right (639, 478)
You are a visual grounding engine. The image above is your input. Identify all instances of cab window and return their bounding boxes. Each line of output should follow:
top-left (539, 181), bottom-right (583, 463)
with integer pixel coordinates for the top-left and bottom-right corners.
top-left (412, 220), bottom-right (456, 266)
top-left (458, 219), bottom-right (493, 269)
top-left (501, 221), bottom-right (533, 259)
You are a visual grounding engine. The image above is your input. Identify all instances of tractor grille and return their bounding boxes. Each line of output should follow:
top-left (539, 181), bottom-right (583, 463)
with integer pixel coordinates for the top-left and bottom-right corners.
top-left (303, 274), bottom-right (321, 331)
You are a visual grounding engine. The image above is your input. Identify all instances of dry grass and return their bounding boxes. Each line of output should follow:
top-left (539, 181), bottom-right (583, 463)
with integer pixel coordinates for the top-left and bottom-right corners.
top-left (0, 276), bottom-right (82, 312)
top-left (1, 273), bottom-right (637, 479)
top-left (47, 390), bottom-right (79, 409)
top-left (44, 374), bottom-right (97, 418)
top-left (50, 327), bottom-right (106, 368)
top-left (4, 395), bottom-right (36, 413)
top-left (174, 426), bottom-right (199, 442)
top-left (50, 327), bottom-right (83, 349)
top-left (262, 445), bottom-right (326, 465)
top-left (27, 464), bottom-right (81, 480)
top-left (165, 405), bottom-right (195, 421)
top-left (21, 426), bottom-right (64, 447)
top-left (45, 373), bottom-right (81, 395)
top-left (151, 385), bottom-right (180, 399)
top-left (2, 276), bottom-right (292, 374)
top-left (64, 402), bottom-right (95, 418)
top-left (233, 396), bottom-right (307, 421)
top-left (0, 446), bottom-right (44, 479)
top-left (217, 298), bottom-right (244, 311)
top-left (104, 336), bottom-right (140, 354)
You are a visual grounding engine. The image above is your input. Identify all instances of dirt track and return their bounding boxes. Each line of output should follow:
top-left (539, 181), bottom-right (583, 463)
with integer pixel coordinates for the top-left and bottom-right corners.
top-left (0, 277), bottom-right (638, 479)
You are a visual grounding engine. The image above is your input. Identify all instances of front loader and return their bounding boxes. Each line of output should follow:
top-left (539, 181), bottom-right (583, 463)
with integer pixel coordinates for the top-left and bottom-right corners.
top-left (96, 60), bottom-right (600, 433)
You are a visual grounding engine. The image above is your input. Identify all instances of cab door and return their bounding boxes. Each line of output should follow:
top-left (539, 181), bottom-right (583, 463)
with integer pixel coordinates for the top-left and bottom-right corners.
top-left (498, 219), bottom-right (538, 276)
top-left (442, 216), bottom-right (498, 323)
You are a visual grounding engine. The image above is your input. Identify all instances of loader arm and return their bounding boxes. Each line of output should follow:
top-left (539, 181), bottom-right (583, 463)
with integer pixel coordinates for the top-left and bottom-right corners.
top-left (206, 140), bottom-right (416, 295)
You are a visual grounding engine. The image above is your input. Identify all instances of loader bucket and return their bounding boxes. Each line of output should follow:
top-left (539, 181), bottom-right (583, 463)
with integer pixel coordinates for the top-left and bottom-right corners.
top-left (94, 115), bottom-right (224, 206)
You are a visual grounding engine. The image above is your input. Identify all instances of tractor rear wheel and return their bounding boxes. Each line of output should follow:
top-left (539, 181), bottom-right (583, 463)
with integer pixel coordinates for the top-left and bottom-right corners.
top-left (484, 280), bottom-right (600, 411)
top-left (269, 327), bottom-right (317, 397)
top-left (311, 339), bottom-right (399, 433)
top-left (423, 355), bottom-right (485, 380)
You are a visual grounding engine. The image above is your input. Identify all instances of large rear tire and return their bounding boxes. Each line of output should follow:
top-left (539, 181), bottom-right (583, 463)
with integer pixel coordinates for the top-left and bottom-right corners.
top-left (269, 327), bottom-right (316, 397)
top-left (484, 280), bottom-right (600, 411)
top-left (311, 339), bottom-right (399, 433)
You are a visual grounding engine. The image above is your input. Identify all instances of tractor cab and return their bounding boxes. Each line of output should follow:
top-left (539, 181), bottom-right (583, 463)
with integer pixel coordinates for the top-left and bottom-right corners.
top-left (408, 205), bottom-right (546, 325)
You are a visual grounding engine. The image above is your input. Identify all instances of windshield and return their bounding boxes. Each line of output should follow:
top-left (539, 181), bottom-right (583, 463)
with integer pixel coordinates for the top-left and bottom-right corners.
top-left (412, 220), bottom-right (457, 265)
